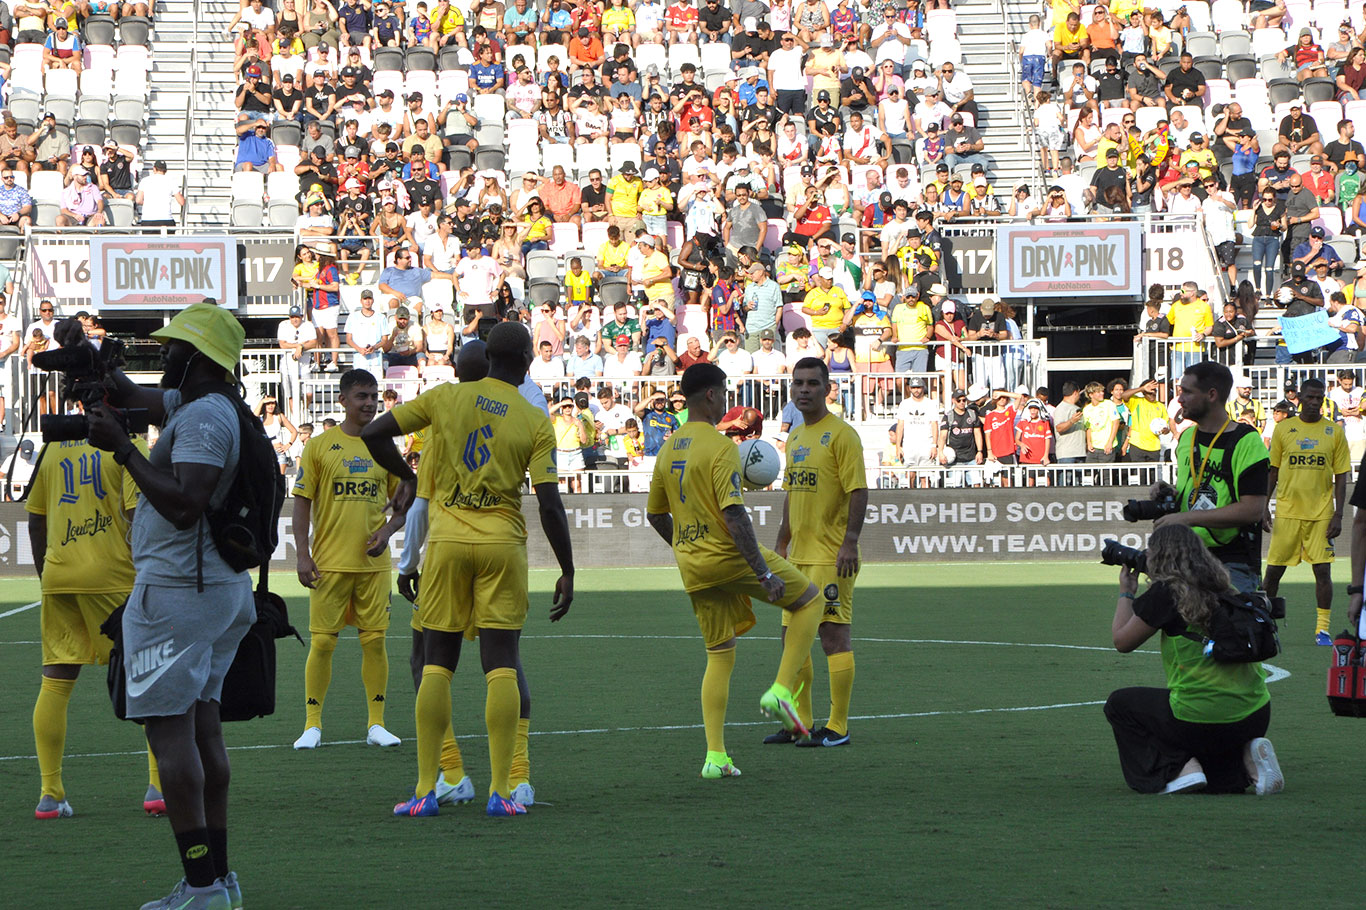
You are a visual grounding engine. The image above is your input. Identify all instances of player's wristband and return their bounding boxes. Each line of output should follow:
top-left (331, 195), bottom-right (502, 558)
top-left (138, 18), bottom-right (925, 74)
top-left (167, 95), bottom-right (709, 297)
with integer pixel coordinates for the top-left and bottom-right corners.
top-left (1118, 591), bottom-right (1135, 601)
top-left (1347, 585), bottom-right (1363, 596)
top-left (758, 570), bottom-right (775, 583)
top-left (112, 443), bottom-right (137, 466)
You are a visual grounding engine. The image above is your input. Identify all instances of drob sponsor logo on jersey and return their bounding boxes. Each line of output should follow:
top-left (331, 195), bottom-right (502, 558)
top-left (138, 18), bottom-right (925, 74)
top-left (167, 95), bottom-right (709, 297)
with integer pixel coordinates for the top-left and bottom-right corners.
top-left (332, 479), bottom-right (380, 497)
top-left (1287, 453), bottom-right (1327, 467)
top-left (785, 467), bottom-right (818, 489)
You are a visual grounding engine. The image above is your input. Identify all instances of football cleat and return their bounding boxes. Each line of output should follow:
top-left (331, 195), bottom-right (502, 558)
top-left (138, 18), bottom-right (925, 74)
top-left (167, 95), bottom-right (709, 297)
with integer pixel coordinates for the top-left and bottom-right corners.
top-left (510, 782), bottom-right (536, 807)
top-left (435, 773), bottom-right (475, 806)
top-left (34, 795), bottom-right (73, 820)
top-left (762, 728), bottom-right (798, 745)
top-left (486, 792), bottom-right (528, 817)
top-left (1245, 737), bottom-right (1285, 796)
top-left (759, 683), bottom-right (810, 736)
top-left (144, 785), bottom-right (166, 817)
top-left (293, 727), bottom-right (321, 750)
top-left (393, 790), bottom-right (439, 817)
top-left (220, 872), bottom-right (243, 910)
top-left (796, 726), bottom-right (851, 748)
top-left (367, 724), bottom-right (401, 747)
top-left (700, 751), bottom-right (742, 779)
top-left (1315, 631), bottom-right (1333, 646)
top-left (138, 878), bottom-right (230, 910)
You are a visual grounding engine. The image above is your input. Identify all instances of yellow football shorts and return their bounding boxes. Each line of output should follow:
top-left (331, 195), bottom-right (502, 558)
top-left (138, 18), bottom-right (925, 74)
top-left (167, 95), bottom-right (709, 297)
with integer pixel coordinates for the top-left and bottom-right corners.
top-left (420, 540), bottom-right (529, 635)
top-left (309, 570), bottom-right (392, 634)
top-left (688, 550), bottom-right (816, 649)
top-left (1267, 517), bottom-right (1335, 567)
top-left (41, 590), bottom-right (127, 666)
top-left (781, 563), bottom-right (856, 627)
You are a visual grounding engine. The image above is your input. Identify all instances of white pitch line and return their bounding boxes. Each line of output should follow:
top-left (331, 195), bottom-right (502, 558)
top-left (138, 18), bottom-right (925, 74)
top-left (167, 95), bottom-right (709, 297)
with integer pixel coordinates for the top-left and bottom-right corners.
top-left (0, 601), bottom-right (40, 620)
top-left (0, 700), bottom-right (1108, 763)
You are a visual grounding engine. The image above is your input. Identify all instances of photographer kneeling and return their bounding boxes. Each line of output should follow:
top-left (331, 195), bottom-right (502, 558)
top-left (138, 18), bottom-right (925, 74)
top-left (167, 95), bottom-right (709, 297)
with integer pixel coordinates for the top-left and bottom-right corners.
top-left (1105, 524), bottom-right (1284, 796)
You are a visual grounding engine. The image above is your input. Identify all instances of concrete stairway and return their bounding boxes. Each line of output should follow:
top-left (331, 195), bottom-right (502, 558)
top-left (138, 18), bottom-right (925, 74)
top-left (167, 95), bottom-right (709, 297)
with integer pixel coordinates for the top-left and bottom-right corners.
top-left (953, 0), bottom-right (1039, 196)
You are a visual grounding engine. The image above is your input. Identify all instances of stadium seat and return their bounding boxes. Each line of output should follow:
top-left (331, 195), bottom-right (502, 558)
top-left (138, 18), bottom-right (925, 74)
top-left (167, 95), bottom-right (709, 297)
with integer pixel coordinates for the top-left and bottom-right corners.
top-left (542, 143), bottom-right (574, 177)
top-left (1312, 2), bottom-right (1348, 29)
top-left (1210, 0), bottom-right (1245, 32)
top-left (374, 47), bottom-right (405, 73)
top-left (420, 278), bottom-right (454, 311)
top-left (231, 171), bottom-right (266, 226)
top-left (1193, 56), bottom-right (1224, 82)
top-left (599, 278), bottom-right (629, 309)
top-left (118, 15), bottom-right (151, 46)
top-left (73, 120), bottom-right (106, 146)
top-left (438, 45), bottom-right (465, 71)
top-left (272, 120), bottom-right (302, 148)
top-left (1345, 99), bottom-right (1366, 133)
top-left (109, 120), bottom-right (141, 147)
top-left (438, 70), bottom-right (469, 103)
top-left (266, 172), bottom-right (299, 225)
top-left (1185, 31), bottom-right (1218, 59)
top-left (928, 37), bottom-right (962, 68)
top-left (104, 197), bottom-right (134, 227)
top-left (575, 144), bottom-right (608, 181)
top-left (424, 365), bottom-right (455, 387)
top-left (445, 147), bottom-right (474, 171)
top-left (580, 221), bottom-right (609, 252)
top-left (1205, 78), bottom-right (1233, 108)
top-left (700, 43), bottom-right (731, 77)
top-left (668, 44), bottom-right (701, 76)
top-left (276, 145), bottom-right (302, 173)
top-left (890, 139), bottom-right (914, 165)
top-left (1303, 78), bottom-right (1337, 105)
top-left (29, 171), bottom-right (63, 205)
top-left (474, 119), bottom-right (504, 148)
top-left (527, 282), bottom-right (559, 307)
top-left (1224, 55), bottom-right (1256, 83)
top-left (550, 222), bottom-right (579, 254)
top-left (1219, 29), bottom-right (1252, 58)
top-left (474, 148), bottom-right (506, 172)
top-left (405, 71), bottom-right (438, 103)
top-left (1134, 107), bottom-right (1166, 132)
top-left (1317, 206), bottom-right (1345, 237)
top-left (1330, 237), bottom-right (1358, 264)
top-left (407, 47), bottom-right (438, 72)
top-left (84, 15), bottom-right (117, 46)
top-left (610, 142), bottom-right (642, 175)
top-left (372, 70), bottom-right (404, 99)
top-left (1172, 105), bottom-right (1206, 133)
top-left (116, 43), bottom-right (150, 74)
top-left (1259, 54), bottom-right (1294, 82)
top-left (83, 43), bottom-right (115, 76)
top-left (526, 250), bottom-right (559, 284)
top-left (1267, 78), bottom-right (1300, 108)
top-left (1309, 100), bottom-right (1344, 138)
top-left (472, 92), bottom-right (505, 123)
top-left (506, 119), bottom-right (540, 167)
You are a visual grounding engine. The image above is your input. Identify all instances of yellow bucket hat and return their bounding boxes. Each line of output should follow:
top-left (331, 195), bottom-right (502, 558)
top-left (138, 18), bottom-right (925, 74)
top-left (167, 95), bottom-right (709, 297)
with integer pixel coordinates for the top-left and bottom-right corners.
top-left (151, 301), bottom-right (245, 373)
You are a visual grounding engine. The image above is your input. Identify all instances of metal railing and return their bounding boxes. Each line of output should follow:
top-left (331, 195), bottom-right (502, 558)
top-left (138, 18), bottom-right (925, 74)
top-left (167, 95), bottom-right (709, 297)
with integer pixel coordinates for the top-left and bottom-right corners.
top-left (1133, 335), bottom-right (1256, 385)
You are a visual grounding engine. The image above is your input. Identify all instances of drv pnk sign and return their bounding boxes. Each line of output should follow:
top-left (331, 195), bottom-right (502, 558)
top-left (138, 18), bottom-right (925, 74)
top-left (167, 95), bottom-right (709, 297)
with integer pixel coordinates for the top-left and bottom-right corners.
top-left (90, 236), bottom-right (240, 309)
top-left (996, 223), bottom-right (1143, 299)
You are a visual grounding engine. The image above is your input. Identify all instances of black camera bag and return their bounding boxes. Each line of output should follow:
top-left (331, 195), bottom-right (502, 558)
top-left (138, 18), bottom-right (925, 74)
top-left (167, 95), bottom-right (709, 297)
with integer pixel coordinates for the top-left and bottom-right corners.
top-left (1180, 591), bottom-right (1281, 663)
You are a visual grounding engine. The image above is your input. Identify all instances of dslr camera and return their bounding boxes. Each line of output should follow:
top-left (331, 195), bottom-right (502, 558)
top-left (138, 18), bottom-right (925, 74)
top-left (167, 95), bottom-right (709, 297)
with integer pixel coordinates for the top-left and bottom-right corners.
top-left (1099, 539), bottom-right (1147, 574)
top-left (32, 319), bottom-right (149, 443)
top-left (1122, 492), bottom-right (1178, 522)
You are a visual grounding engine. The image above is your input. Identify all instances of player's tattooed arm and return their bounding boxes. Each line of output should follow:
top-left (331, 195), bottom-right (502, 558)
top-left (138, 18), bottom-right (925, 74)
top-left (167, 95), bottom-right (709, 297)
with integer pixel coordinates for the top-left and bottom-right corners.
top-left (721, 504), bottom-right (770, 579)
top-left (646, 511), bottom-right (673, 544)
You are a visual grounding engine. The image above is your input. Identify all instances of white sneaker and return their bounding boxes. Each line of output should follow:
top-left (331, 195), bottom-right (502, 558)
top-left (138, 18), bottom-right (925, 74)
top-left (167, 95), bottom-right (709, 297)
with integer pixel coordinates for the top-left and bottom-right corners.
top-left (367, 724), bottom-right (401, 747)
top-left (139, 879), bottom-right (230, 910)
top-left (510, 782), bottom-right (535, 807)
top-left (435, 773), bottom-right (475, 806)
top-left (219, 872), bottom-right (243, 910)
top-left (1161, 770), bottom-right (1208, 794)
top-left (293, 727), bottom-right (322, 750)
top-left (1245, 737), bottom-right (1285, 796)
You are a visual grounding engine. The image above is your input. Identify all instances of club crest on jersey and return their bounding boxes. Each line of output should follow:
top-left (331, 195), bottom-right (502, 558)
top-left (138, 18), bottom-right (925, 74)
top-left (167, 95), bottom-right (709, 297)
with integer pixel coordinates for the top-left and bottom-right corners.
top-left (820, 432), bottom-right (831, 446)
top-left (792, 445), bottom-right (811, 463)
top-left (343, 455), bottom-right (374, 473)
top-left (823, 583), bottom-right (839, 603)
top-left (1325, 425), bottom-right (1334, 435)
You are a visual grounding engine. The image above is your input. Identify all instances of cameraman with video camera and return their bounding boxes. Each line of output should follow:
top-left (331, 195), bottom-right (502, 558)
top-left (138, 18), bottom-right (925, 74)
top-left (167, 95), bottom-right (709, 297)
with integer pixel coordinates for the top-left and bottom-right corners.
top-left (1150, 361), bottom-right (1271, 593)
top-left (1104, 524), bottom-right (1284, 795)
top-left (77, 304), bottom-right (255, 908)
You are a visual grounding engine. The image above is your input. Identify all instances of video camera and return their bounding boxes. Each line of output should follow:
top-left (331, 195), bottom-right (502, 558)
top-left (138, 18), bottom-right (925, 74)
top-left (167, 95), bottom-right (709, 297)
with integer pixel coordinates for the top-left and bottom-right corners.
top-left (31, 319), bottom-right (149, 443)
top-left (1099, 539), bottom-right (1147, 574)
top-left (1121, 493), bottom-right (1178, 522)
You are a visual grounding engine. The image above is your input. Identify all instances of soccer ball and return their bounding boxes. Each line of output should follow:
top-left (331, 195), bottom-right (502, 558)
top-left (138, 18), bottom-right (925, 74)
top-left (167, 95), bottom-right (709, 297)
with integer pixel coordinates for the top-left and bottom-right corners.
top-left (1150, 417), bottom-right (1168, 436)
top-left (942, 447), bottom-right (957, 464)
top-left (738, 438), bottom-right (781, 488)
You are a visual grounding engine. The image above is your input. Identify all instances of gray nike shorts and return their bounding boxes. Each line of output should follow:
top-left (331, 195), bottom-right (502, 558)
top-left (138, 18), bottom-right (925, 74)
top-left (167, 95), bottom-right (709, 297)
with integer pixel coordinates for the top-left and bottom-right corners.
top-left (122, 579), bottom-right (255, 720)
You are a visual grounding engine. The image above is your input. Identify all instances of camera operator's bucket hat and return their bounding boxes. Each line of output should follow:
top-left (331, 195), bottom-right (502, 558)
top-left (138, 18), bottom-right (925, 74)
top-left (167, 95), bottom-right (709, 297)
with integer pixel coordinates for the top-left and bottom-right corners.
top-left (151, 302), bottom-right (245, 373)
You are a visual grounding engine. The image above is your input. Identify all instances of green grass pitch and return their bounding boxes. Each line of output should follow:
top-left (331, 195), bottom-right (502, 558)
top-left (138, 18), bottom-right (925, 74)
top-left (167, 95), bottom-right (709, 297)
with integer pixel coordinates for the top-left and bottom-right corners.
top-left (0, 563), bottom-right (1356, 908)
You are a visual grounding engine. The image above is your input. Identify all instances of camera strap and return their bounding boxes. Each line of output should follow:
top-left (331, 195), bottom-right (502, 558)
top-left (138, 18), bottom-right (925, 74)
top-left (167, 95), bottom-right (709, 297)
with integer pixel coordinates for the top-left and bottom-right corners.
top-left (1188, 417), bottom-right (1230, 509)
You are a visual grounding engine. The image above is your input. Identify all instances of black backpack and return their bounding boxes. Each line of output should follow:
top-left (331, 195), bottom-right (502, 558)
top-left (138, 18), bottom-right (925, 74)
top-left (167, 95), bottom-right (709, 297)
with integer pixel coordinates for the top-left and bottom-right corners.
top-left (1181, 590), bottom-right (1281, 663)
top-left (183, 382), bottom-right (286, 582)
top-left (219, 569), bottom-right (304, 723)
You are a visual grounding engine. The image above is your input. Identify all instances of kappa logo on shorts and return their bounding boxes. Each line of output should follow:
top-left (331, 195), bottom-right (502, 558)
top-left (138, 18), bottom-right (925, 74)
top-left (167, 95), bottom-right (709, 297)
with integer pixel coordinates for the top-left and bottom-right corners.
top-left (823, 582), bottom-right (840, 604)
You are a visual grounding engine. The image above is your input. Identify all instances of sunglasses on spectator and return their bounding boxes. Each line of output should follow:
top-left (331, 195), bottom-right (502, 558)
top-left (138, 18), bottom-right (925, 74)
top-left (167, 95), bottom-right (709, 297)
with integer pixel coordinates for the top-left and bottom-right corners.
top-left (40, 307), bottom-right (54, 313)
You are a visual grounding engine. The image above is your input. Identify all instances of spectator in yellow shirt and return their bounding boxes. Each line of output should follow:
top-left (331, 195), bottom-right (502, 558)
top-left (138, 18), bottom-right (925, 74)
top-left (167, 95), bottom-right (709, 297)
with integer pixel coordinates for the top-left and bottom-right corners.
top-left (1053, 12), bottom-right (1090, 67)
top-left (595, 224), bottom-right (632, 280)
top-left (606, 161), bottom-right (644, 232)
top-left (802, 266), bottom-right (851, 346)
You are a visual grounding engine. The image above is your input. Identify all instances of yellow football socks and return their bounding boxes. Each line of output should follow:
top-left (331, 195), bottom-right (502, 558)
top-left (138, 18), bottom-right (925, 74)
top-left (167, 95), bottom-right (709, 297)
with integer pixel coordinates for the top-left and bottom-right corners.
top-left (147, 743), bottom-right (161, 791)
top-left (358, 630), bottom-right (389, 728)
top-left (440, 724), bottom-right (464, 779)
top-left (415, 665), bottom-right (453, 795)
top-left (701, 646), bottom-right (736, 754)
top-left (1317, 608), bottom-right (1332, 636)
top-left (777, 601), bottom-right (821, 693)
top-left (33, 676), bottom-right (75, 801)
top-left (827, 651), bottom-right (855, 736)
top-left (485, 668), bottom-right (519, 797)
top-left (508, 718), bottom-right (532, 791)
top-left (303, 632), bottom-right (337, 731)
top-left (795, 653), bottom-right (815, 731)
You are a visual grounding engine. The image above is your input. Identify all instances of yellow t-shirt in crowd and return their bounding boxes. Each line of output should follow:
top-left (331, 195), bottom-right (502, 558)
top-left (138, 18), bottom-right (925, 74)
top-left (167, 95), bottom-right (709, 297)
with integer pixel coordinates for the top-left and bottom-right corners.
top-left (554, 413), bottom-right (592, 450)
top-left (639, 185), bottom-right (674, 217)
top-left (25, 439), bottom-right (142, 594)
top-left (1126, 396), bottom-right (1169, 452)
top-left (292, 427), bottom-right (398, 573)
top-left (892, 300), bottom-right (933, 350)
top-left (784, 413), bottom-right (867, 565)
top-left (646, 422), bottom-right (753, 592)
top-left (564, 269), bottom-right (592, 304)
top-left (1268, 415), bottom-right (1352, 520)
top-left (598, 239), bottom-right (631, 271)
top-left (851, 311), bottom-right (892, 363)
top-left (606, 175), bottom-right (642, 217)
top-left (1166, 299), bottom-right (1212, 352)
top-left (1054, 22), bottom-right (1086, 50)
top-left (391, 378), bottom-right (557, 544)
top-left (803, 286), bottom-right (850, 329)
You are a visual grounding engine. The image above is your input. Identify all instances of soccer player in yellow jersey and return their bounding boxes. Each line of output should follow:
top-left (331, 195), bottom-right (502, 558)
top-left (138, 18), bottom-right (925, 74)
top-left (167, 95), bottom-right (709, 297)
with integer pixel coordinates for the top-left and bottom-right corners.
top-left (1262, 378), bottom-right (1352, 643)
top-left (646, 362), bottom-right (823, 779)
top-left (292, 369), bottom-right (404, 751)
top-left (363, 322), bottom-right (576, 818)
top-left (27, 435), bottom-right (163, 819)
top-left (772, 357), bottom-right (868, 747)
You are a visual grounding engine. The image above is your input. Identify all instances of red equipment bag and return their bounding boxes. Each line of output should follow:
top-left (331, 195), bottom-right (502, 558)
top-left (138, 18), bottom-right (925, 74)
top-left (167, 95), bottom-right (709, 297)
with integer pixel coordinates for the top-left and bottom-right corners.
top-left (1327, 631), bottom-right (1366, 717)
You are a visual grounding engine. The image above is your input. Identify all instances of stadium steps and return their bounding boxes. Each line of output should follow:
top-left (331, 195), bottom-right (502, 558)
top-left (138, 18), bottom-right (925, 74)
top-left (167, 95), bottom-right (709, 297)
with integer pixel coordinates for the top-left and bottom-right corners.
top-left (952, 0), bottom-right (1038, 196)
top-left (170, 0), bottom-right (238, 225)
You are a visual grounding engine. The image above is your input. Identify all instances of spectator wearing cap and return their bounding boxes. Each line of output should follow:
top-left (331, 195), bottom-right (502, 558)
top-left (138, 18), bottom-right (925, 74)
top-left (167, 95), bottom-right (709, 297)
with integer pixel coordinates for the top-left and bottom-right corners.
top-left (274, 73), bottom-right (305, 121)
top-left (741, 261), bottom-right (782, 351)
top-left (844, 288), bottom-right (894, 384)
top-left (384, 305), bottom-right (427, 374)
top-left (605, 161), bottom-right (644, 232)
top-left (235, 119), bottom-right (281, 174)
top-left (1292, 225), bottom-right (1344, 275)
top-left (1303, 154), bottom-right (1336, 205)
top-left (1274, 100), bottom-right (1324, 158)
top-left (805, 32), bottom-right (848, 103)
top-left (277, 303), bottom-right (317, 416)
top-left (96, 142), bottom-right (135, 200)
top-left (236, 63), bottom-right (275, 124)
top-left (801, 266), bottom-right (850, 347)
top-left (56, 167), bottom-right (105, 227)
top-left (302, 71), bottom-right (336, 125)
top-left (890, 284), bottom-right (934, 373)
top-left (43, 17), bottom-right (82, 72)
top-left (943, 114), bottom-right (986, 171)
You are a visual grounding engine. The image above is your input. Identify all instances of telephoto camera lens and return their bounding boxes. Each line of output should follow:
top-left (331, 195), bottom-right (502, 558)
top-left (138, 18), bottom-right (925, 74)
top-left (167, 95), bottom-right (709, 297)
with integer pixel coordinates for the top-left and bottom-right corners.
top-left (1099, 539), bottom-right (1147, 575)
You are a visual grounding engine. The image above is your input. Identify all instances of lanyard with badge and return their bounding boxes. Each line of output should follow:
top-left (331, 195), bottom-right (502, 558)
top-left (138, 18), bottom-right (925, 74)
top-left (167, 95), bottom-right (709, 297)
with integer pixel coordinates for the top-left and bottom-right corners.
top-left (1188, 418), bottom-right (1229, 510)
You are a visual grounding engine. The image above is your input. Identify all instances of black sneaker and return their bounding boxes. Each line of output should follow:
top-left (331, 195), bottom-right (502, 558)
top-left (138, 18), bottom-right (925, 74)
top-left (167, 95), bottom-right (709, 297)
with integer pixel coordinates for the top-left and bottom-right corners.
top-left (762, 728), bottom-right (798, 745)
top-left (796, 726), bottom-right (851, 748)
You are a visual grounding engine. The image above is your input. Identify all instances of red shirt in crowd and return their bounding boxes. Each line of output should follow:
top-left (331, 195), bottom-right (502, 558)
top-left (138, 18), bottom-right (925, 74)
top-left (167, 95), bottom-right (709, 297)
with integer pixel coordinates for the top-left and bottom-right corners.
top-left (982, 405), bottom-right (1017, 460)
top-left (1017, 418), bottom-right (1053, 464)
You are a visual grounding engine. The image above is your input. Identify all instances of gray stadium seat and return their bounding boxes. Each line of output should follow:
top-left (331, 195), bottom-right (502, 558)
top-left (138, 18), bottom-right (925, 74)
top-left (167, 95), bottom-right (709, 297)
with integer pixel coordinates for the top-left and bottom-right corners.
top-left (113, 94), bottom-right (145, 122)
top-left (231, 197), bottom-right (264, 227)
top-left (83, 15), bottom-right (116, 46)
top-left (45, 98), bottom-right (76, 127)
top-left (1268, 79), bottom-right (1300, 108)
top-left (33, 203), bottom-right (57, 228)
top-left (438, 46), bottom-right (464, 71)
top-left (0, 46), bottom-right (10, 66)
top-left (0, 231), bottom-right (23, 261)
top-left (891, 140), bottom-right (915, 165)
top-left (1303, 78), bottom-right (1336, 105)
top-left (1193, 56), bottom-right (1223, 82)
top-left (526, 250), bottom-right (559, 283)
top-left (445, 147), bottom-right (473, 171)
top-left (1260, 55), bottom-right (1294, 81)
top-left (104, 197), bottom-right (135, 227)
top-left (272, 120), bottom-right (302, 148)
top-left (406, 47), bottom-right (437, 72)
top-left (527, 283), bottom-right (559, 306)
top-left (1224, 55), bottom-right (1256, 83)
top-left (109, 120), bottom-right (141, 147)
top-left (1219, 29), bottom-right (1252, 59)
top-left (73, 120), bottom-right (106, 146)
top-left (374, 48), bottom-right (405, 72)
top-left (77, 93), bottom-right (109, 123)
top-left (317, 121), bottom-right (337, 143)
top-left (1330, 238), bottom-right (1357, 263)
top-left (599, 278), bottom-right (629, 309)
top-left (268, 199), bottom-right (300, 227)
top-left (1185, 31), bottom-right (1218, 59)
top-left (474, 121), bottom-right (504, 147)
top-left (474, 148), bottom-right (506, 171)
top-left (9, 93), bottom-right (39, 124)
top-left (118, 16), bottom-right (151, 47)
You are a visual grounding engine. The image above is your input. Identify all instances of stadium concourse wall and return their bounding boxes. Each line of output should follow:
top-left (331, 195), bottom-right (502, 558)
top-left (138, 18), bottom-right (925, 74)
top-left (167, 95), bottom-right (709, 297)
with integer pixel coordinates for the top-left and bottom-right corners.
top-left (0, 488), bottom-right (1246, 576)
